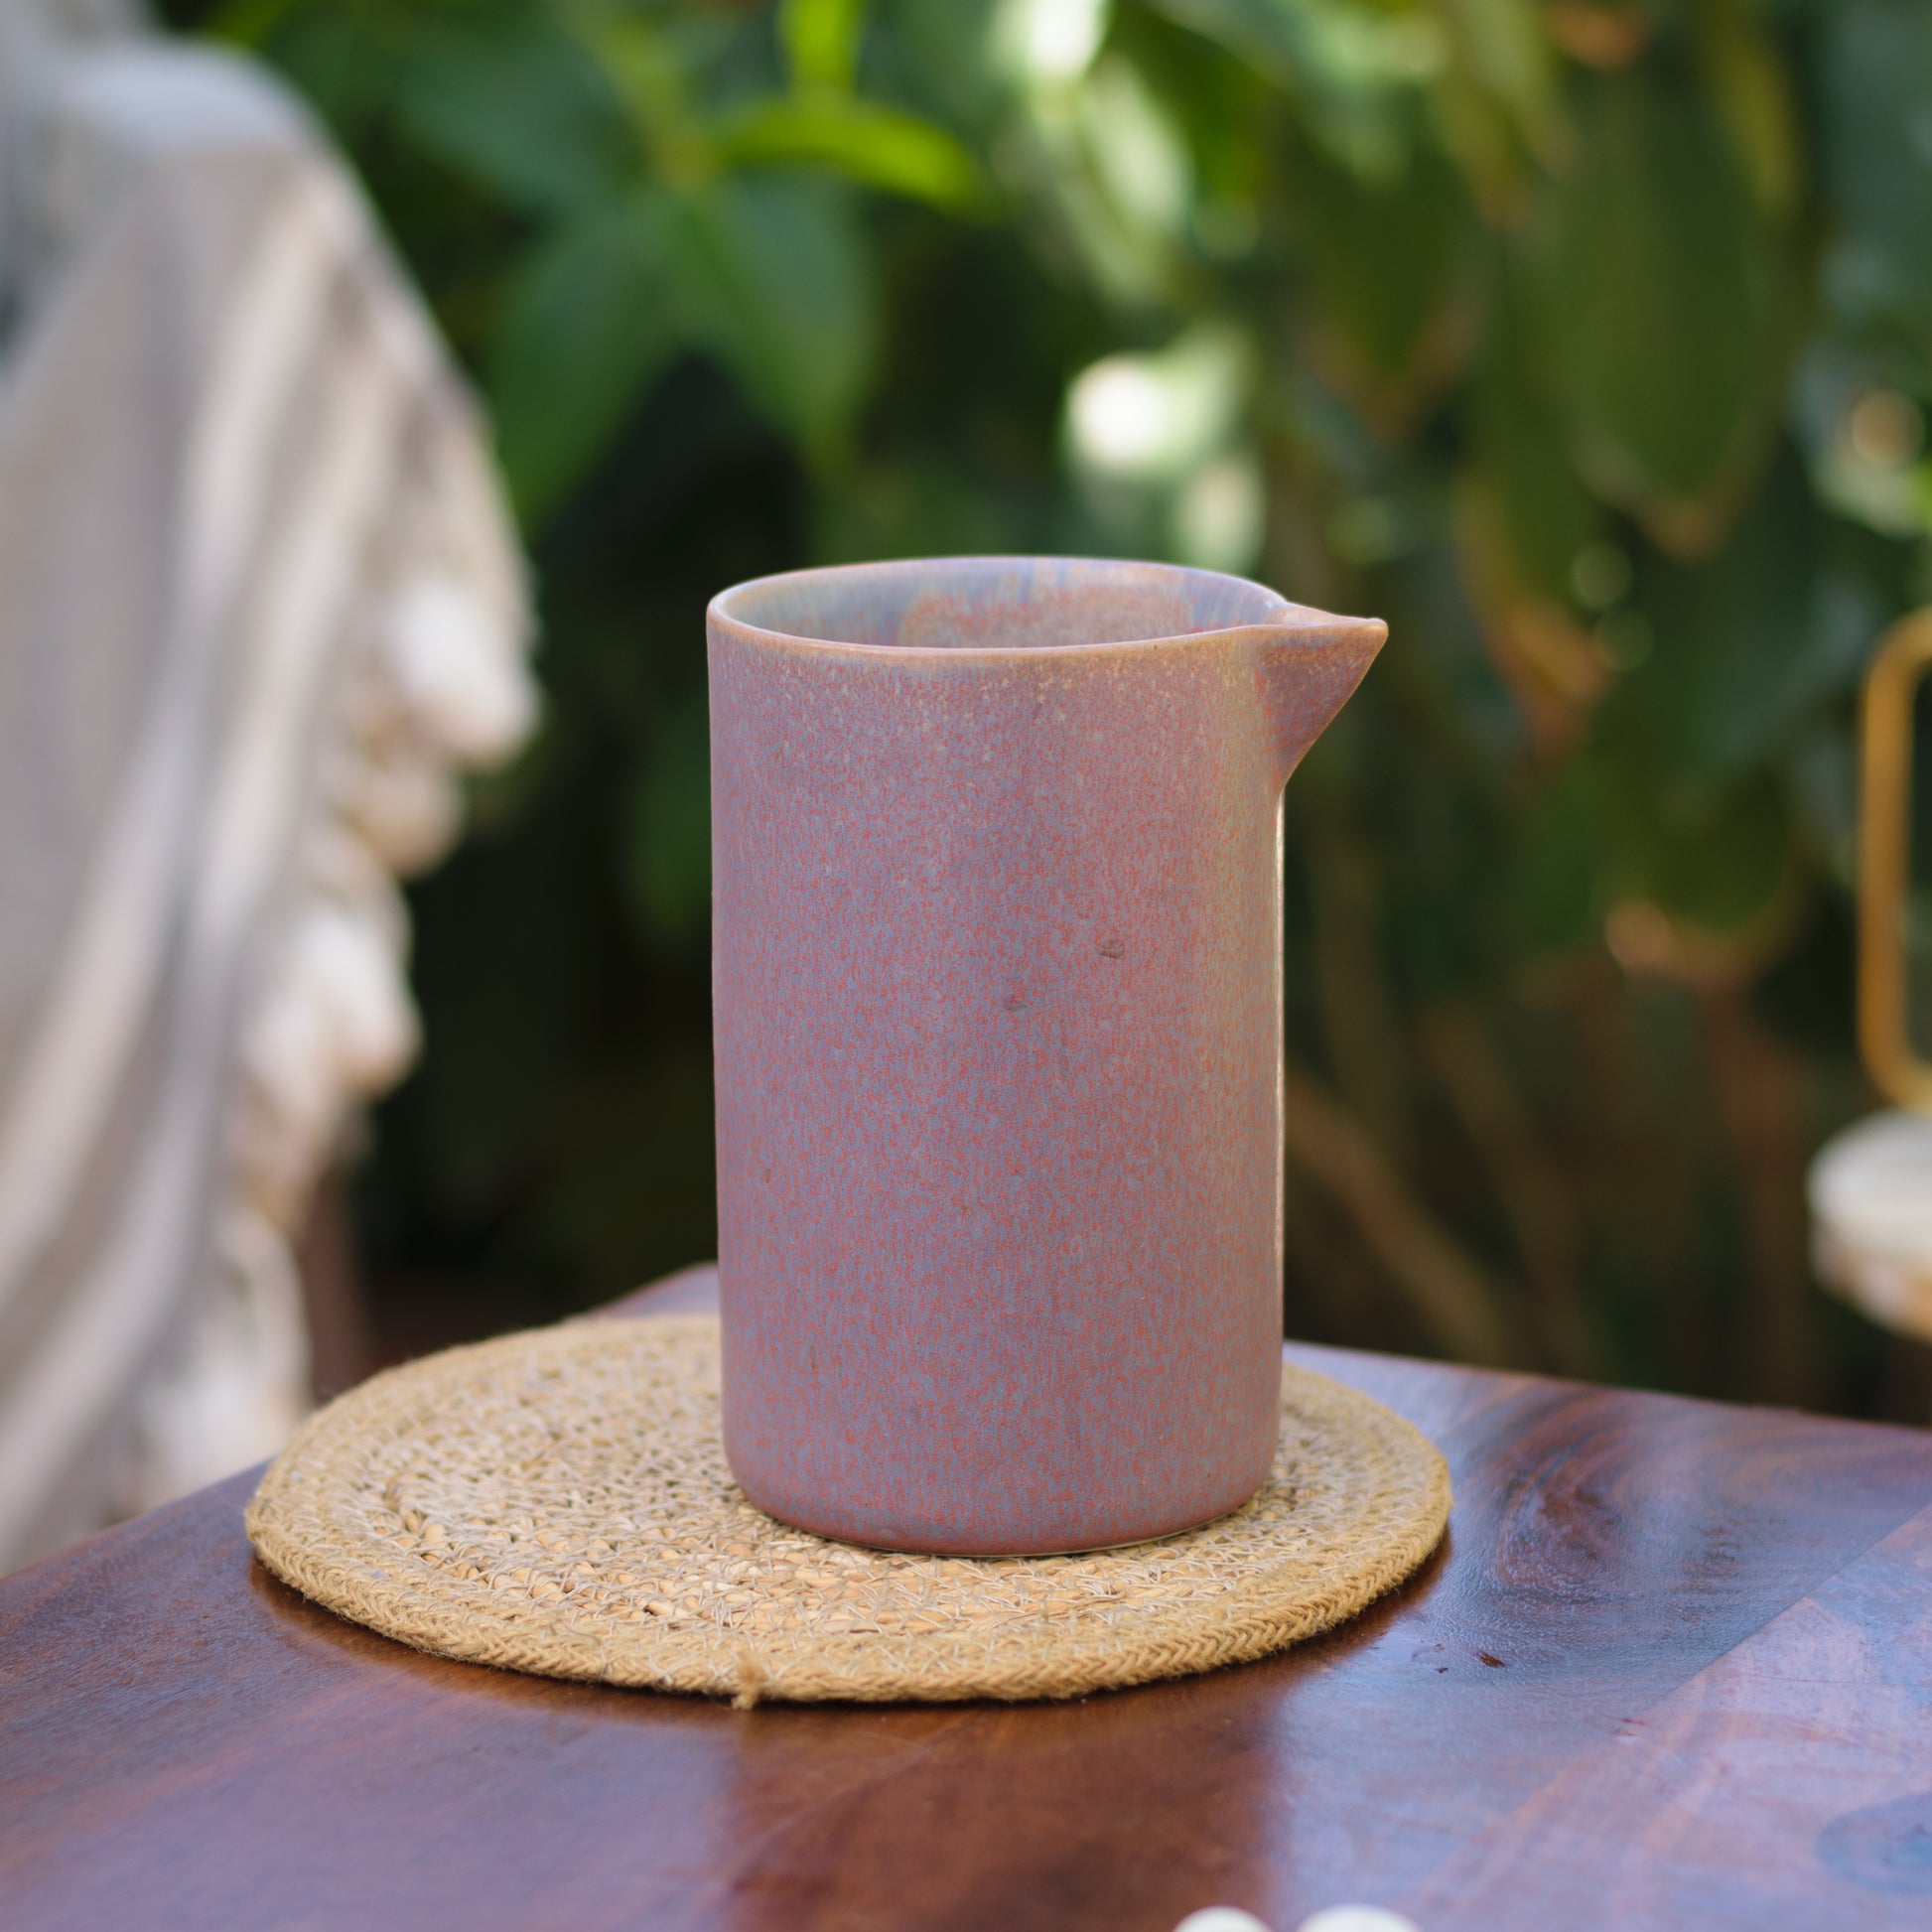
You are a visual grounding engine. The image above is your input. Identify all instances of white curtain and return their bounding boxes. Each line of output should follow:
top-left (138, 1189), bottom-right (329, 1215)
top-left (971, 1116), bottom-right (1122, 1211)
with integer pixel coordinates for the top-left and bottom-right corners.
top-left (0, 16), bottom-right (536, 1568)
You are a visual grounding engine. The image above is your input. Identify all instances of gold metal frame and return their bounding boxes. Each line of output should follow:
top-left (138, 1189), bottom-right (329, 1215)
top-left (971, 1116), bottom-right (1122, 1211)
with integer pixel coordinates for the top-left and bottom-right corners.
top-left (1860, 610), bottom-right (1932, 1109)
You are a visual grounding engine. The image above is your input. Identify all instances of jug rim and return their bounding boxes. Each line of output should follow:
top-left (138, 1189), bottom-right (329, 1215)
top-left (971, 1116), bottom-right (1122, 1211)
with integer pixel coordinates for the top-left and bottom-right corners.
top-left (708, 554), bottom-right (1338, 659)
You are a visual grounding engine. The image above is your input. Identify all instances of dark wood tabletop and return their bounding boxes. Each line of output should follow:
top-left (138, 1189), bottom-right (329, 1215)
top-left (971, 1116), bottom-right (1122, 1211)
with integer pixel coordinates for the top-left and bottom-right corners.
top-left (6, 1264), bottom-right (1932, 1931)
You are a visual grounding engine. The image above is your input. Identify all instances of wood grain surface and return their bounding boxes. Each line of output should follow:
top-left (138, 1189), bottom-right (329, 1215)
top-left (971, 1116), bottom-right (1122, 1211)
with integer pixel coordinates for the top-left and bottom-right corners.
top-left (5, 1263), bottom-right (1932, 1931)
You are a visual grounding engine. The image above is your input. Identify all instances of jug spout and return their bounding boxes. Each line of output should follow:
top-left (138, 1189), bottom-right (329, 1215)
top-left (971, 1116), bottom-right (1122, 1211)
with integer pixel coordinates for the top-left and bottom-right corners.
top-left (1250, 605), bottom-right (1387, 790)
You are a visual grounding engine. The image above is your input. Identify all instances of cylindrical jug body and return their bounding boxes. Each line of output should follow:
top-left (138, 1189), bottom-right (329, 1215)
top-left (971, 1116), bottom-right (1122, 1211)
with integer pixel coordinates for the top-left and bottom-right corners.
top-left (709, 557), bottom-right (1381, 1553)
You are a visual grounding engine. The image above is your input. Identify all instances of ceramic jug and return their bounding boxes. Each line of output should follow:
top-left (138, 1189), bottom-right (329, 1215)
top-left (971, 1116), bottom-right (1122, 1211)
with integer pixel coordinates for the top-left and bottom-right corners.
top-left (708, 557), bottom-right (1384, 1554)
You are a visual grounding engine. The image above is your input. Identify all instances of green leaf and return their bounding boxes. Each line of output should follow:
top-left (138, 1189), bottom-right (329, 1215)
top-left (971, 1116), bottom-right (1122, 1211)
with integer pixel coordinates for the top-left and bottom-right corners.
top-left (1441, 0), bottom-right (1553, 149)
top-left (715, 96), bottom-right (984, 210)
top-left (1613, 447), bottom-right (1863, 789)
top-left (1519, 69), bottom-right (1794, 550)
top-left (1695, 0), bottom-right (1800, 219)
top-left (1429, 0), bottom-right (1560, 210)
top-left (1819, 0), bottom-right (1932, 342)
top-left (1146, 0), bottom-right (1442, 179)
top-left (1465, 268), bottom-right (1600, 604)
top-left (487, 192), bottom-right (679, 523)
top-left (1078, 53), bottom-right (1194, 249)
top-left (668, 177), bottom-right (876, 453)
top-left (780, 0), bottom-right (868, 93)
top-left (573, 10), bottom-right (718, 186)
top-left (390, 16), bottom-right (633, 212)
top-left (1290, 135), bottom-right (1477, 393)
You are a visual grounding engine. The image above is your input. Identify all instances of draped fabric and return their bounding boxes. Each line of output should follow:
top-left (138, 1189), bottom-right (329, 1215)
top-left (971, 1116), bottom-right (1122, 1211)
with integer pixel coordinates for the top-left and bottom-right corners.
top-left (0, 24), bottom-right (535, 1569)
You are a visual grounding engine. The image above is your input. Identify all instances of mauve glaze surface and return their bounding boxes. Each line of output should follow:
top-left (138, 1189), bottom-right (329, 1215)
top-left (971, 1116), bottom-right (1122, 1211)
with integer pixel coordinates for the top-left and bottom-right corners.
top-left (708, 558), bottom-right (1383, 1554)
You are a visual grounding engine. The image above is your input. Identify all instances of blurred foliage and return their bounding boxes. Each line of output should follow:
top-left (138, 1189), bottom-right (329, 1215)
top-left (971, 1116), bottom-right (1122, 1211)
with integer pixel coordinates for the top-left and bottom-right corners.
top-left (192, 0), bottom-right (1932, 1412)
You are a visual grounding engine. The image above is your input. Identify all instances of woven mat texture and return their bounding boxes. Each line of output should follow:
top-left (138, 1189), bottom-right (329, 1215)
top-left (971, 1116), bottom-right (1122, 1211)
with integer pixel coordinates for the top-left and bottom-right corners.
top-left (247, 1314), bottom-right (1450, 1705)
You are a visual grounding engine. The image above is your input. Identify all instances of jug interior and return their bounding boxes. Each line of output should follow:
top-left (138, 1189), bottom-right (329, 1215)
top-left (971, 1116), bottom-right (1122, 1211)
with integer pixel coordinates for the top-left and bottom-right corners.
top-left (715, 557), bottom-right (1288, 653)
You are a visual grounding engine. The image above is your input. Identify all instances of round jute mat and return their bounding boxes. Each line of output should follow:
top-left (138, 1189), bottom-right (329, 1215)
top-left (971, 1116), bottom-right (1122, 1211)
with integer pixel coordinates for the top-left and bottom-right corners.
top-left (247, 1314), bottom-right (1450, 1706)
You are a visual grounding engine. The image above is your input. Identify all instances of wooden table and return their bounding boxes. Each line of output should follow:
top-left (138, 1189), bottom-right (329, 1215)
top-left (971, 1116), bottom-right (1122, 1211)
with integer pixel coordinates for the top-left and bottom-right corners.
top-left (6, 1266), bottom-right (1932, 1931)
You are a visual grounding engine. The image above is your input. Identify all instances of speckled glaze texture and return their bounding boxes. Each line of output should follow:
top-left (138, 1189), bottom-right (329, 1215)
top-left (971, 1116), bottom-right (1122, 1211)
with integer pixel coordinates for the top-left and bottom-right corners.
top-left (708, 558), bottom-right (1384, 1555)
